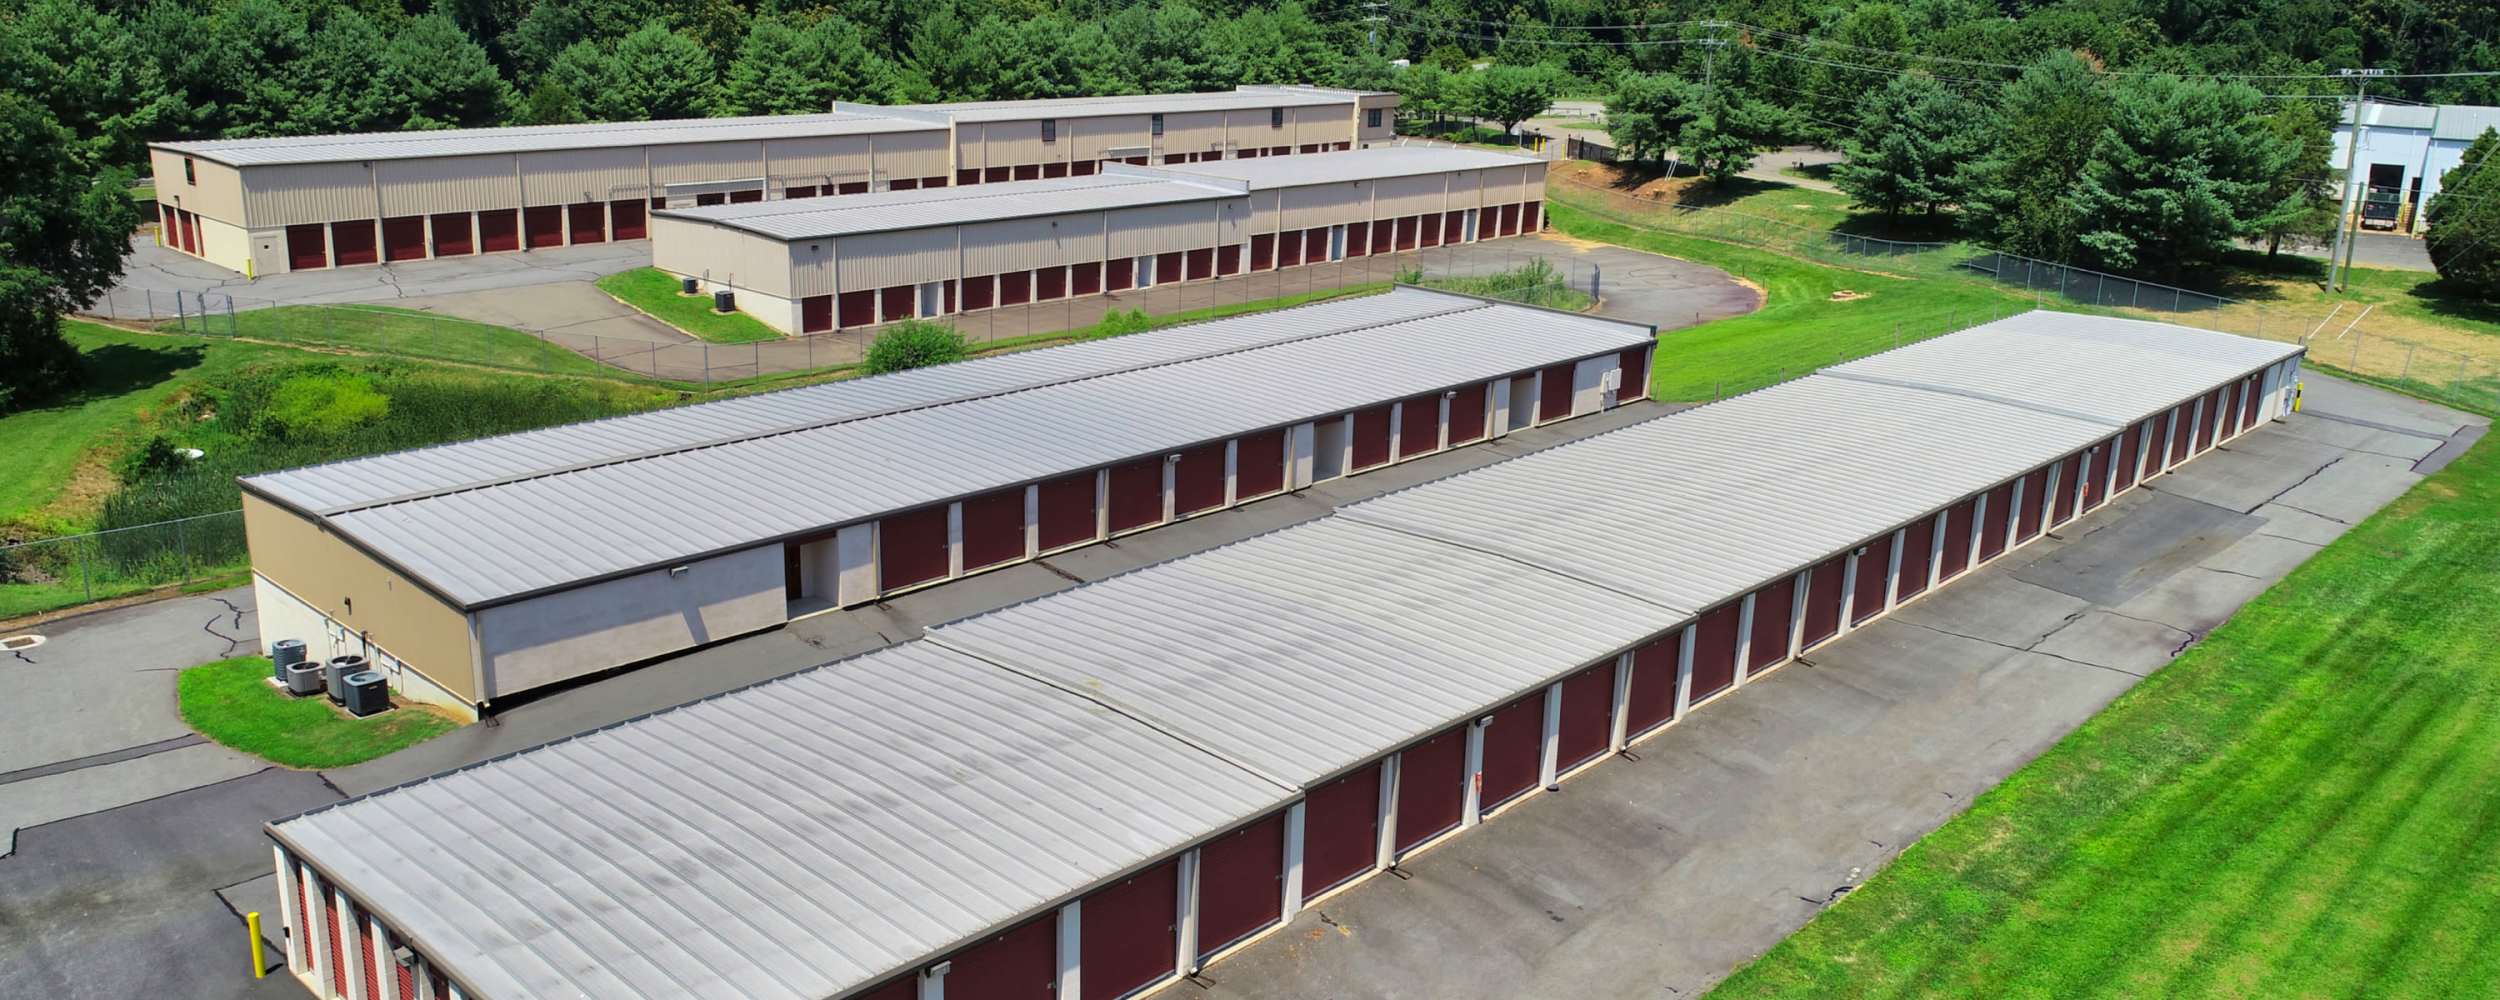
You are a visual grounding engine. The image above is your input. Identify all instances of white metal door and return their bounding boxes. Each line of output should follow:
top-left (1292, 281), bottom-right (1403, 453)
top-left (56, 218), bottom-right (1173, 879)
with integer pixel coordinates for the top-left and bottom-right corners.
top-left (917, 281), bottom-right (942, 317)
top-left (1329, 225), bottom-right (1347, 261)
top-left (1463, 209), bottom-right (1479, 242)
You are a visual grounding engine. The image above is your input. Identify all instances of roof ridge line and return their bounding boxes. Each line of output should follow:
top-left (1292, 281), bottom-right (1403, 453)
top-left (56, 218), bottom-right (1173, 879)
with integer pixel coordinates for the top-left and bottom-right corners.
top-left (1328, 508), bottom-right (1697, 619)
top-left (1812, 369), bottom-right (2128, 428)
top-left (314, 290), bottom-right (1482, 517)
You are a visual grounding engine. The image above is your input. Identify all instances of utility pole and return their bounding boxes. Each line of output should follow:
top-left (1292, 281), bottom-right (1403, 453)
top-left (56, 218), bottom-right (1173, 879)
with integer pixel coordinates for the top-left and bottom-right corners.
top-left (2328, 69), bottom-right (2387, 293)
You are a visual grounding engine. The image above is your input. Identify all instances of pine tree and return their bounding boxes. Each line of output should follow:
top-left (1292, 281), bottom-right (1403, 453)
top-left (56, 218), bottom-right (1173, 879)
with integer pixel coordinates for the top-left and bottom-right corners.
top-left (1956, 51), bottom-right (2110, 262)
top-left (1832, 72), bottom-right (1988, 223)
top-left (550, 21), bottom-right (715, 122)
top-left (2425, 129), bottom-right (2500, 298)
top-left (1603, 72), bottom-right (1695, 163)
top-left (381, 15), bottom-right (514, 130)
top-left (1674, 84), bottom-right (1786, 183)
top-left (2068, 75), bottom-right (2289, 272)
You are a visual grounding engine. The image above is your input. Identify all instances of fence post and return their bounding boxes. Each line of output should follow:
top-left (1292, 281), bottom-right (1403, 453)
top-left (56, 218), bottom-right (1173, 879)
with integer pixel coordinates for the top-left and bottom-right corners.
top-left (177, 517), bottom-right (190, 583)
top-left (2401, 345), bottom-right (2414, 381)
top-left (78, 538), bottom-right (91, 603)
top-left (2351, 332), bottom-right (2361, 368)
top-left (2173, 288), bottom-right (2182, 312)
top-left (704, 343), bottom-right (712, 383)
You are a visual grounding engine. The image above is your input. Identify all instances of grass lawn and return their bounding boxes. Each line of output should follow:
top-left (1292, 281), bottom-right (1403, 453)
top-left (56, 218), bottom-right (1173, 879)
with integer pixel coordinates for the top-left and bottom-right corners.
top-left (178, 655), bottom-right (459, 768)
top-left (220, 303), bottom-right (628, 378)
top-left (598, 267), bottom-right (784, 344)
top-left (1712, 431), bottom-right (2500, 998)
top-left (131, 182), bottom-right (155, 204)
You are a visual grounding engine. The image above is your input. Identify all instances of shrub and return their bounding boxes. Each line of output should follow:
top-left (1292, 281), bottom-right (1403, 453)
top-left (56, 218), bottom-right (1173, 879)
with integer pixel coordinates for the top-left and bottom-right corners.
top-left (258, 371), bottom-right (389, 439)
top-left (1095, 309), bottom-right (1153, 337)
top-left (863, 320), bottom-right (970, 374)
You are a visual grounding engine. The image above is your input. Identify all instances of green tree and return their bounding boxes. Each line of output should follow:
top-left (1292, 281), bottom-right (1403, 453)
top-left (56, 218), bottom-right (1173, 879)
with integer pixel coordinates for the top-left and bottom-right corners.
top-left (1463, 63), bottom-right (1564, 139)
top-left (1832, 72), bottom-right (1989, 222)
top-left (379, 15), bottom-right (513, 129)
top-left (1604, 72), bottom-right (1695, 163)
top-left (300, 9), bottom-right (395, 134)
top-left (2, 0), bottom-right (173, 165)
top-left (2068, 75), bottom-right (2290, 272)
top-left (1798, 3), bottom-right (1911, 143)
top-left (720, 16), bottom-right (902, 115)
top-left (1395, 62), bottom-right (1455, 131)
top-left (1957, 51), bottom-right (2110, 262)
top-left (0, 94), bottom-right (142, 411)
top-left (1675, 85), bottom-right (1786, 183)
top-left (2424, 129), bottom-right (2500, 298)
top-left (549, 21), bottom-right (715, 121)
top-left (903, 6), bottom-right (980, 101)
top-left (503, 0), bottom-right (665, 77)
top-left (2244, 102), bottom-right (2338, 256)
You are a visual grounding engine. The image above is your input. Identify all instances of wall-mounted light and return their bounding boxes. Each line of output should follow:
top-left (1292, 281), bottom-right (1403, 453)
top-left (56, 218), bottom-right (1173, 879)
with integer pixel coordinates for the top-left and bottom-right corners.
top-left (669, 565), bottom-right (691, 578)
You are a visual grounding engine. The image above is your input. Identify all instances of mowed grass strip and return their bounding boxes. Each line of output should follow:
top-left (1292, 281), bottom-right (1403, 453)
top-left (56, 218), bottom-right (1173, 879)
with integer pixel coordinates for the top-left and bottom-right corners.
top-left (598, 267), bottom-right (784, 344)
top-left (224, 303), bottom-right (626, 377)
top-left (1711, 433), bottom-right (2500, 999)
top-left (178, 656), bottom-right (460, 769)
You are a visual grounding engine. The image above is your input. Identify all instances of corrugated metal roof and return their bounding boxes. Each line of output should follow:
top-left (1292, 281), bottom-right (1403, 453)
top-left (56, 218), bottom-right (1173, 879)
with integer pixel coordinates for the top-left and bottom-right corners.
top-left (660, 173), bottom-right (1241, 241)
top-left (893, 87), bottom-right (1359, 123)
top-left (928, 516), bottom-right (1674, 786)
top-left (244, 288), bottom-right (1480, 516)
top-left (2342, 102), bottom-right (2439, 130)
top-left (153, 111), bottom-right (931, 167)
top-left (1159, 146), bottom-right (1545, 188)
top-left (2431, 105), bottom-right (2500, 141)
top-left (1822, 310), bottom-right (2300, 426)
top-left (269, 642), bottom-right (1291, 1000)
top-left (316, 298), bottom-right (1652, 607)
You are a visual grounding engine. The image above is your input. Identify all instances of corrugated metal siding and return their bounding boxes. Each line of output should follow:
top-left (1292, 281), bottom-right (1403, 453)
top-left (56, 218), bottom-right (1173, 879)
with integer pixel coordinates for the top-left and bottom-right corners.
top-left (519, 146), bottom-right (646, 207)
top-left (1372, 173), bottom-right (1448, 218)
top-left (269, 643), bottom-right (1290, 1000)
top-left (1162, 110), bottom-right (1226, 156)
top-left (1279, 182), bottom-right (1366, 231)
top-left (1074, 115), bottom-right (1152, 160)
top-left (1165, 147), bottom-right (1541, 189)
top-left (242, 161), bottom-right (374, 227)
top-left (766, 135), bottom-right (872, 187)
top-left (962, 215), bottom-right (1101, 275)
top-left (875, 129), bottom-right (951, 181)
top-left (974, 120), bottom-right (1049, 166)
top-left (376, 155), bottom-right (520, 216)
top-left (155, 150), bottom-right (250, 224)
top-left (837, 227), bottom-right (960, 292)
top-left (650, 141), bottom-right (763, 185)
top-left (668, 176), bottom-right (1226, 241)
top-left (1106, 202), bottom-right (1222, 258)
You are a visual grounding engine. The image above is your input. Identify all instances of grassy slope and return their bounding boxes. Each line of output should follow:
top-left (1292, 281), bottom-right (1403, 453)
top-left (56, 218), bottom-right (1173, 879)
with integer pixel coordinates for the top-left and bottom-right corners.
top-left (598, 267), bottom-right (784, 344)
top-left (225, 304), bottom-right (627, 377)
top-left (178, 656), bottom-right (458, 768)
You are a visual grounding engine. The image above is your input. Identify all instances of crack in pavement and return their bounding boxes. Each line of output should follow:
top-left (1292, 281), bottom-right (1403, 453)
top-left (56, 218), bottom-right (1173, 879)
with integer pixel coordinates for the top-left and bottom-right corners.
top-left (202, 596), bottom-right (252, 657)
top-left (1891, 617), bottom-right (2150, 680)
top-left (2269, 502), bottom-right (2351, 526)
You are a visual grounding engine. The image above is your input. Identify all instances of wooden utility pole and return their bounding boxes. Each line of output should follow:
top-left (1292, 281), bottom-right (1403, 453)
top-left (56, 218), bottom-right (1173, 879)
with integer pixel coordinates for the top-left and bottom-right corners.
top-left (2328, 68), bottom-right (2387, 293)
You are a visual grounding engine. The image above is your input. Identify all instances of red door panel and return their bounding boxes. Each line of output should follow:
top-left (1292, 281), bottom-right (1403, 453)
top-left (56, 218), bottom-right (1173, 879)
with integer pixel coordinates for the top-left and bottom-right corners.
top-left (1421, 212), bottom-right (1442, 247)
top-left (963, 276), bottom-right (995, 311)
top-left (1446, 383), bottom-right (1488, 445)
top-left (1523, 201), bottom-right (1542, 232)
top-left (1747, 575), bottom-right (1797, 672)
top-left (800, 295), bottom-right (833, 333)
top-left (2241, 373), bottom-right (2265, 428)
top-left (1689, 602), bottom-right (1742, 702)
top-left (566, 202), bottom-right (605, 244)
top-left (1852, 534), bottom-right (1895, 625)
top-left (179, 210), bottom-right (196, 253)
top-left (1618, 347), bottom-right (1648, 401)
top-left (1105, 260), bottom-right (1133, 292)
top-left (1172, 441), bottom-right (1227, 516)
top-left (1397, 393), bottom-right (1440, 459)
top-left (1303, 228), bottom-right (1327, 263)
top-left (880, 285), bottom-right (914, 322)
top-left (1478, 695), bottom-right (1543, 811)
top-left (730, 188), bottom-right (764, 203)
top-left (1235, 429), bottom-right (1287, 499)
top-left (2168, 403), bottom-right (2195, 465)
top-left (1251, 234), bottom-right (1275, 271)
top-left (2196, 389), bottom-right (2223, 451)
top-left (1351, 404), bottom-right (1393, 470)
top-left (1154, 252), bottom-right (1182, 285)
top-left (1186, 247), bottom-right (1213, 280)
top-left (1554, 662), bottom-right (1614, 770)
top-left (1081, 859), bottom-right (1179, 1000)
top-left (1036, 267), bottom-right (1066, 301)
top-left (1300, 763), bottom-right (1381, 900)
top-left (2114, 422), bottom-right (2144, 493)
top-left (1197, 812), bottom-right (1285, 958)
top-left (1276, 231), bottom-right (1302, 268)
top-left (1538, 362), bottom-right (1576, 422)
top-left (382, 216), bottom-right (426, 261)
top-left (1443, 211), bottom-right (1464, 245)
top-left (2050, 454), bottom-right (2084, 525)
top-left (960, 488), bottom-right (1025, 572)
top-left (1979, 483), bottom-right (2016, 561)
top-left (1036, 471), bottom-right (1098, 551)
top-left (838, 290), bottom-right (875, 329)
top-left (2016, 467), bottom-right (2050, 542)
top-left (878, 505), bottom-right (950, 591)
top-left (1622, 635), bottom-right (1678, 736)
top-left (999, 270), bottom-right (1031, 306)
top-left (522, 206), bottom-right (562, 249)
top-left (1218, 245), bottom-right (1241, 276)
top-left (1072, 262), bottom-right (1103, 296)
top-left (609, 198), bottom-right (647, 240)
top-left (1107, 457), bottom-right (1163, 533)
top-left (1344, 221), bottom-right (1369, 257)
top-left (944, 915), bottom-right (1055, 1000)
top-left (2083, 439), bottom-right (2115, 509)
top-left (285, 224), bottom-right (328, 270)
top-left (331, 220), bottom-right (378, 265)
top-left (1896, 516), bottom-right (1936, 602)
top-left (477, 210), bottom-right (519, 252)
top-left (1799, 554), bottom-right (1847, 648)
top-left (1394, 726), bottom-right (1466, 853)
top-left (324, 895), bottom-right (347, 996)
top-left (429, 213), bottom-right (473, 256)
top-left (1939, 498), bottom-right (1976, 579)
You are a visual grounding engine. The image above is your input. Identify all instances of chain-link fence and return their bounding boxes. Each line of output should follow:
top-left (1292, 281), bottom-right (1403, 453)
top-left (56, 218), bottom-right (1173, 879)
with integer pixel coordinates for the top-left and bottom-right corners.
top-left (0, 510), bottom-right (247, 621)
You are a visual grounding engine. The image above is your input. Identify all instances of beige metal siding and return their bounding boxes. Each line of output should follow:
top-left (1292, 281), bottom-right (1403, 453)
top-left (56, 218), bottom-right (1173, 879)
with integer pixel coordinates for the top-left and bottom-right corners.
top-left (651, 141), bottom-right (764, 186)
top-left (1227, 107), bottom-right (1291, 150)
top-left (1357, 93), bottom-right (1400, 143)
top-left (652, 217), bottom-right (793, 297)
top-left (839, 227), bottom-right (960, 291)
top-left (768, 135), bottom-right (873, 188)
top-left (519, 146), bottom-right (645, 206)
top-left (1480, 164), bottom-right (1528, 204)
top-left (1292, 105), bottom-right (1350, 147)
top-left (152, 149), bottom-right (249, 225)
top-left (377, 154), bottom-right (521, 216)
top-left (1444, 169), bottom-right (1485, 210)
top-left (1246, 189), bottom-right (1283, 232)
top-left (243, 494), bottom-right (478, 702)
top-left (1523, 161), bottom-right (1549, 200)
top-left (1161, 111), bottom-right (1226, 158)
top-left (1074, 115), bottom-right (1152, 160)
top-left (1279, 180), bottom-right (1367, 230)
top-left (1373, 174), bottom-right (1448, 217)
top-left (242, 161), bottom-right (376, 227)
top-left (973, 120), bottom-right (1050, 168)
top-left (1106, 201), bottom-right (1223, 257)
top-left (873, 129), bottom-right (951, 181)
top-left (961, 215), bottom-right (1103, 275)
top-left (791, 239), bottom-right (838, 298)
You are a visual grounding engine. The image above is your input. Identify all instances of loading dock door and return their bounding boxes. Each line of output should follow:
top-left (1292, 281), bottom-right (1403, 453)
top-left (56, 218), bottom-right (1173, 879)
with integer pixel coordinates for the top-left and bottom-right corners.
top-left (1447, 383), bottom-right (1489, 445)
top-left (429, 213), bottom-right (473, 256)
top-left (1107, 457), bottom-right (1165, 533)
top-left (1396, 393), bottom-right (1440, 459)
top-left (1173, 441), bottom-right (1228, 516)
top-left (1799, 554), bottom-right (1847, 648)
top-left (1937, 498), bottom-right (1975, 580)
top-left (1896, 518), bottom-right (1935, 603)
top-left (1301, 763), bottom-right (1382, 901)
top-left (1394, 725), bottom-right (1467, 854)
top-left (1622, 636), bottom-right (1678, 737)
top-left (1351, 404), bottom-right (1393, 470)
top-left (477, 210), bottom-right (519, 252)
top-left (943, 915), bottom-right (1056, 1000)
top-left (2114, 422), bottom-right (2144, 493)
top-left (1850, 534), bottom-right (1894, 625)
top-left (1537, 362), bottom-right (1576, 422)
top-left (1082, 859), bottom-right (1178, 1000)
top-left (522, 206), bottom-right (563, 249)
top-left (566, 202), bottom-right (605, 244)
top-left (1689, 602), bottom-right (1742, 703)
top-left (382, 216), bottom-right (426, 262)
top-left (1037, 471), bottom-right (1099, 551)
top-left (331, 220), bottom-right (378, 266)
top-left (2015, 468), bottom-right (2050, 543)
top-left (1979, 482), bottom-right (2016, 561)
top-left (2167, 402), bottom-right (2195, 466)
top-left (1554, 662), bottom-right (1614, 771)
top-left (960, 488), bottom-right (1025, 572)
top-left (1235, 429), bottom-right (1287, 499)
top-left (1197, 812), bottom-right (1286, 959)
top-left (609, 199), bottom-right (646, 240)
top-left (1747, 576), bottom-right (1798, 674)
top-left (878, 505), bottom-right (951, 592)
top-left (1479, 695), bottom-right (1544, 812)
top-left (2051, 453), bottom-right (2084, 526)
top-left (285, 224), bottom-right (327, 270)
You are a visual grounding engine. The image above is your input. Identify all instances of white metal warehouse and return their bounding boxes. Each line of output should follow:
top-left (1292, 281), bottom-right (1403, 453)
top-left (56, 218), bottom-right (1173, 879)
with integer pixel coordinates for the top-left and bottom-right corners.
top-left (241, 288), bottom-right (1653, 717)
top-left (264, 310), bottom-right (2303, 1000)
top-left (147, 85), bottom-right (1394, 276)
top-left (647, 147), bottom-right (1549, 334)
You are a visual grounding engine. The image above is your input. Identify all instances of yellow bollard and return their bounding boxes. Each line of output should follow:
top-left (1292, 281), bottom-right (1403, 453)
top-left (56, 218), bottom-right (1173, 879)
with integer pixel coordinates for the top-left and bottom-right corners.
top-left (2293, 379), bottom-right (2304, 412)
top-left (247, 911), bottom-right (267, 978)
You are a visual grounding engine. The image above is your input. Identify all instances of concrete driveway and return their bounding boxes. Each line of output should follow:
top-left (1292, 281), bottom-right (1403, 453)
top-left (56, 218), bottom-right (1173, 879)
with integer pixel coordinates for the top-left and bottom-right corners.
top-left (1168, 376), bottom-right (2481, 1000)
top-left (90, 237), bottom-right (653, 318)
top-left (2253, 232), bottom-right (2435, 273)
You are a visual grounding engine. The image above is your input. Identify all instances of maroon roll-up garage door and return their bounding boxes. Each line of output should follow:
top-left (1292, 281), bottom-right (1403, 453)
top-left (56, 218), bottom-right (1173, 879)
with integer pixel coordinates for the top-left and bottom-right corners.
top-left (1394, 725), bottom-right (1467, 853)
top-left (1622, 635), bottom-right (1678, 736)
top-left (1235, 429), bottom-right (1286, 499)
top-left (1036, 267), bottom-right (1066, 301)
top-left (1443, 211), bottom-right (1465, 244)
top-left (1172, 441), bottom-right (1227, 516)
top-left (1301, 763), bottom-right (1381, 901)
top-left (1000, 270), bottom-right (1032, 306)
top-left (2114, 422), bottom-right (2145, 493)
top-left (429, 213), bottom-right (473, 256)
top-left (2082, 439), bottom-right (2115, 509)
top-left (1446, 383), bottom-right (1488, 445)
top-left (838, 290), bottom-right (875, 329)
top-left (1479, 695), bottom-right (1544, 812)
top-left (1351, 404), bottom-right (1393, 470)
top-left (1072, 261), bottom-right (1103, 296)
top-left (285, 224), bottom-right (327, 270)
top-left (1421, 211), bottom-right (1443, 248)
top-left (1554, 662), bottom-right (1614, 771)
top-left (1618, 347), bottom-right (1649, 402)
top-left (2168, 403), bottom-right (2195, 465)
top-left (2143, 409), bottom-right (2172, 477)
top-left (2241, 373), bottom-right (2264, 428)
top-left (1748, 575), bottom-right (1797, 673)
top-left (1851, 534), bottom-right (1894, 625)
top-left (2050, 453), bottom-right (2084, 526)
top-left (1523, 201), bottom-right (1543, 232)
top-left (609, 198), bottom-right (646, 240)
top-left (1197, 812), bottom-right (1285, 959)
top-left (1938, 498), bottom-right (1976, 580)
top-left (1304, 228), bottom-right (1328, 263)
top-left (1218, 245), bottom-right (1242, 277)
top-left (2196, 389), bottom-right (2224, 452)
top-left (1155, 251), bottom-right (1183, 284)
top-left (324, 895), bottom-right (349, 996)
top-left (522, 206), bottom-right (562, 248)
top-left (1896, 516), bottom-right (1935, 603)
top-left (1538, 362), bottom-right (1576, 423)
top-left (1277, 230), bottom-right (1303, 267)
top-left (1978, 482), bottom-right (2015, 561)
top-left (477, 209), bottom-right (519, 252)
top-left (1689, 602), bottom-right (1742, 704)
top-left (381, 216), bottom-right (426, 262)
top-left (178, 210), bottom-right (196, 253)
top-left (1185, 247), bottom-right (1214, 280)
top-left (881, 285), bottom-right (914, 322)
top-left (878, 505), bottom-right (950, 592)
top-left (1397, 393), bottom-right (1440, 459)
top-left (566, 202), bottom-right (604, 244)
top-left (2015, 467), bottom-right (2050, 542)
top-left (1799, 554), bottom-right (1847, 649)
top-left (1036, 470), bottom-right (1098, 551)
top-left (331, 220), bottom-right (378, 265)
top-left (1501, 203), bottom-right (1522, 236)
top-left (1251, 234), bottom-right (1275, 270)
top-left (944, 915), bottom-right (1056, 1000)
top-left (960, 488), bottom-right (1025, 572)
top-left (1082, 859), bottom-right (1177, 1000)
top-left (964, 276), bottom-right (996, 310)
top-left (1344, 221), bottom-right (1369, 257)
top-left (1107, 457), bottom-right (1164, 533)
top-left (800, 295), bottom-right (833, 333)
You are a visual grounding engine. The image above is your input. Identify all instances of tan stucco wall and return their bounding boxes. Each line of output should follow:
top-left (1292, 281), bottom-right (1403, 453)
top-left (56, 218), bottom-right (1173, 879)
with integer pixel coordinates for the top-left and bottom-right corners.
top-left (243, 493), bottom-right (478, 703)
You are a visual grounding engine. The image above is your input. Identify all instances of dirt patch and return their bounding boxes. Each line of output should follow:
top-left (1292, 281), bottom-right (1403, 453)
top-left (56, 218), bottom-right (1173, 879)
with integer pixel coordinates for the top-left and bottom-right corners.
top-left (1830, 290), bottom-right (1868, 302)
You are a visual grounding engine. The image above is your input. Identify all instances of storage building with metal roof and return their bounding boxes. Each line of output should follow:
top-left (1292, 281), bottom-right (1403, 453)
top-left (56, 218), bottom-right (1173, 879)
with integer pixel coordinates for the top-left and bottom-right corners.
top-left (2329, 99), bottom-right (2500, 234)
top-left (648, 148), bottom-right (1548, 335)
top-left (262, 310), bottom-right (2303, 1000)
top-left (241, 288), bottom-right (1653, 717)
top-left (146, 86), bottom-right (1395, 276)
